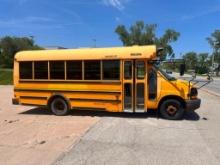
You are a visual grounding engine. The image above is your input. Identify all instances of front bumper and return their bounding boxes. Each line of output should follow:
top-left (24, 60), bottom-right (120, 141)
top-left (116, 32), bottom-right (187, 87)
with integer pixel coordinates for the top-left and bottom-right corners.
top-left (186, 99), bottom-right (201, 111)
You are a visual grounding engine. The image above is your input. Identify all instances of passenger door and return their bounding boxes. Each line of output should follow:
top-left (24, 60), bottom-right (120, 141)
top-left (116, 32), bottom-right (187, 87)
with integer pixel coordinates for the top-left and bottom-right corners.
top-left (123, 60), bottom-right (146, 113)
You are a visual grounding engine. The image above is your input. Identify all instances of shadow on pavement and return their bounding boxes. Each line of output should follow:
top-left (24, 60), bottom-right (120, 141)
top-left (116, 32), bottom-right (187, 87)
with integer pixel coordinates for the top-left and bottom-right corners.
top-left (19, 107), bottom-right (200, 121)
top-left (184, 111), bottom-right (200, 121)
top-left (20, 107), bottom-right (152, 119)
top-left (19, 107), bottom-right (52, 115)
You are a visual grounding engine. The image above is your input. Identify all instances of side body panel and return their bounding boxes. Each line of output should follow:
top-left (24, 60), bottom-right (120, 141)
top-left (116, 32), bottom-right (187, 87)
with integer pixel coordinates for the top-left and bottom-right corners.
top-left (147, 69), bottom-right (189, 109)
top-left (14, 60), bottom-right (123, 112)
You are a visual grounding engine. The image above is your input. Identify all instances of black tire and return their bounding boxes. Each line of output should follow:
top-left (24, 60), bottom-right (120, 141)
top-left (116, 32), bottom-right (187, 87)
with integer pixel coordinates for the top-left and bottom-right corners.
top-left (48, 97), bottom-right (70, 116)
top-left (159, 99), bottom-right (184, 120)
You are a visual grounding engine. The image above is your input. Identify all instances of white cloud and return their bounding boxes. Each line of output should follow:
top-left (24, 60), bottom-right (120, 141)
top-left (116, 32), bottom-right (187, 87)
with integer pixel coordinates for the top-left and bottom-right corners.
top-left (0, 16), bottom-right (52, 27)
top-left (102, 0), bottom-right (131, 11)
top-left (38, 1), bottom-right (83, 25)
top-left (0, 16), bottom-right (81, 29)
top-left (181, 6), bottom-right (220, 20)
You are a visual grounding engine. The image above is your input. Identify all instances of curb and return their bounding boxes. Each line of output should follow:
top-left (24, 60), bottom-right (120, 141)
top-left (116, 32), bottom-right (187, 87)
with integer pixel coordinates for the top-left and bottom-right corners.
top-left (201, 88), bottom-right (220, 97)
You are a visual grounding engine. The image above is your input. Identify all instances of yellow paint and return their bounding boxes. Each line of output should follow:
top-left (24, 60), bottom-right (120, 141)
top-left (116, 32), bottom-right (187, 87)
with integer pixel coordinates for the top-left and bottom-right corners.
top-left (15, 45), bottom-right (156, 61)
top-left (147, 73), bottom-right (191, 109)
top-left (13, 45), bottom-right (197, 113)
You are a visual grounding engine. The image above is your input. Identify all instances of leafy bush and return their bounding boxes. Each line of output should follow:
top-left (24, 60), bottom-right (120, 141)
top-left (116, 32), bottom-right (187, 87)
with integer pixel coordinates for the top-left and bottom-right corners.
top-left (0, 68), bottom-right (13, 85)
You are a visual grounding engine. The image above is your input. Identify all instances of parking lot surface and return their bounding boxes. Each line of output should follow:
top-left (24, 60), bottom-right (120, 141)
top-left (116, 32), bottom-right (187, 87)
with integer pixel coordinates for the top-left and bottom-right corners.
top-left (0, 86), bottom-right (99, 165)
top-left (1, 85), bottom-right (220, 165)
top-left (56, 91), bottom-right (220, 165)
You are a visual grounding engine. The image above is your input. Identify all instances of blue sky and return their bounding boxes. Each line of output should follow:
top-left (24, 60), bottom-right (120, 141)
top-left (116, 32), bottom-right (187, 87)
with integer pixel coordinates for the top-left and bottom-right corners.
top-left (0, 0), bottom-right (220, 57)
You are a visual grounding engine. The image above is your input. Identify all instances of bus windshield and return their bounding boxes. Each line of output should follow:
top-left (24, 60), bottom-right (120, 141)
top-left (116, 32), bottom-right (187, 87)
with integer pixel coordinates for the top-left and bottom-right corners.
top-left (154, 65), bottom-right (176, 81)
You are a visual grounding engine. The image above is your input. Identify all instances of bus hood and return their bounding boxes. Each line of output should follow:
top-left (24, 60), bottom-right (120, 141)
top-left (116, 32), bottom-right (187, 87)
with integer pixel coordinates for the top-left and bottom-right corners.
top-left (176, 79), bottom-right (189, 85)
top-left (175, 78), bottom-right (194, 88)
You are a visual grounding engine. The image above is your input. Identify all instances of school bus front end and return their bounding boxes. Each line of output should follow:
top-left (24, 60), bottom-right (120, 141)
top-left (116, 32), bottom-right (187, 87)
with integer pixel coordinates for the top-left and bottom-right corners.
top-left (148, 66), bottom-right (201, 120)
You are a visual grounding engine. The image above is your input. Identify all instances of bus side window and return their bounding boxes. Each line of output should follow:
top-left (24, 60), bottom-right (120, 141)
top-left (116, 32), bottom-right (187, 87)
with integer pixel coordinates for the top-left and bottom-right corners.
top-left (50, 61), bottom-right (65, 80)
top-left (148, 68), bottom-right (157, 100)
top-left (19, 62), bottom-right (33, 79)
top-left (66, 61), bottom-right (82, 80)
top-left (84, 61), bottom-right (101, 80)
top-left (103, 60), bottom-right (120, 80)
top-left (34, 61), bottom-right (48, 79)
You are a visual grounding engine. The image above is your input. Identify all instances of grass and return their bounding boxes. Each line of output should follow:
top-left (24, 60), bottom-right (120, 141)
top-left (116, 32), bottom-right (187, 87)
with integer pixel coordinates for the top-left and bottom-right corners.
top-left (0, 68), bottom-right (13, 85)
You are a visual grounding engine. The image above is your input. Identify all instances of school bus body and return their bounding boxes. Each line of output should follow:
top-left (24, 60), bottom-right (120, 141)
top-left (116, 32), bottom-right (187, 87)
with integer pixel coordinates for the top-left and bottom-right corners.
top-left (13, 45), bottom-right (200, 119)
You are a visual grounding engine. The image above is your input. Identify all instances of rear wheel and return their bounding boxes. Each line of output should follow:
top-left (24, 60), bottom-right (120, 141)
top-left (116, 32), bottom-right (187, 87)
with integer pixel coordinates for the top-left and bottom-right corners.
top-left (49, 97), bottom-right (70, 116)
top-left (159, 99), bottom-right (184, 120)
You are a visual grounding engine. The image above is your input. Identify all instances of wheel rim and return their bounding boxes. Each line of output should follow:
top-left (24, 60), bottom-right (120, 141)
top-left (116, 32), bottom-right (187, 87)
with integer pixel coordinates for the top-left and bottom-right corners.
top-left (166, 104), bottom-right (178, 116)
top-left (51, 98), bottom-right (67, 113)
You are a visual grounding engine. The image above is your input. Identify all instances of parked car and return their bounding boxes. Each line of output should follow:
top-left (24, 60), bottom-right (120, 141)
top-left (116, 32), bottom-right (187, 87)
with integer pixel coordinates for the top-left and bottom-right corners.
top-left (166, 70), bottom-right (172, 74)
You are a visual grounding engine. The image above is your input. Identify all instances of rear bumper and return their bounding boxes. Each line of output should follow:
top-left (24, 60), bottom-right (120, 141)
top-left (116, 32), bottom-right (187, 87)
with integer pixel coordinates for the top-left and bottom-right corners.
top-left (186, 99), bottom-right (201, 111)
top-left (12, 98), bottom-right (19, 105)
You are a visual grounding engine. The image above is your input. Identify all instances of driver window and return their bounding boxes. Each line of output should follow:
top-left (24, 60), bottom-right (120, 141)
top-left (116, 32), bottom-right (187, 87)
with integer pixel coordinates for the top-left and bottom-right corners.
top-left (148, 68), bottom-right (157, 100)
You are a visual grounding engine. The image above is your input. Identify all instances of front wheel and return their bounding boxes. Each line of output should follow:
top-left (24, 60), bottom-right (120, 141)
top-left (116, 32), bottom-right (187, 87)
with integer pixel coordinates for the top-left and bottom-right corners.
top-left (48, 97), bottom-right (70, 116)
top-left (159, 99), bottom-right (184, 120)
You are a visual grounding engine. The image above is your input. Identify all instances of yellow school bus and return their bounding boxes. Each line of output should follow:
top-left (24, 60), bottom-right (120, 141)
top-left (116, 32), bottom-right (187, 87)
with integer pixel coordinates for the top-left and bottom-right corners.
top-left (12, 45), bottom-right (201, 120)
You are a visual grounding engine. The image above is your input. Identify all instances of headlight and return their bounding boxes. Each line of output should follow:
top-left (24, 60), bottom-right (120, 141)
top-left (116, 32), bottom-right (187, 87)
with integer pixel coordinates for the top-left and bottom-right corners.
top-left (189, 87), bottom-right (198, 98)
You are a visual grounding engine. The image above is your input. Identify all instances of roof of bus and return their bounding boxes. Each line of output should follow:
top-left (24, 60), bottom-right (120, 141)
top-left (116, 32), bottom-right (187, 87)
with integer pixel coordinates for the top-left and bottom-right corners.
top-left (15, 45), bottom-right (157, 61)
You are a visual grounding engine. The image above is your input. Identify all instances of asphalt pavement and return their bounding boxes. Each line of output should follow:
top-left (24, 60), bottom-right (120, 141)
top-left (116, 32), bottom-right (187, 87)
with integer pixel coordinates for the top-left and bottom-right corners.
top-left (204, 78), bottom-right (220, 95)
top-left (0, 86), bottom-right (99, 165)
top-left (55, 90), bottom-right (220, 165)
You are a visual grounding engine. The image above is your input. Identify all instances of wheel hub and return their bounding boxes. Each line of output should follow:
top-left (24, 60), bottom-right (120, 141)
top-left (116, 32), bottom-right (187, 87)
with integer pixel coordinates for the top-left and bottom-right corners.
top-left (55, 101), bottom-right (65, 111)
top-left (166, 105), bottom-right (177, 116)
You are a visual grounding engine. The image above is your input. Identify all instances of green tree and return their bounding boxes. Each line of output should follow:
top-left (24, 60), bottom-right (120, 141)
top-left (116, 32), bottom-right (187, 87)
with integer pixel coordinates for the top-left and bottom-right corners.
top-left (182, 52), bottom-right (198, 71)
top-left (198, 53), bottom-right (209, 68)
top-left (197, 53), bottom-right (210, 74)
top-left (115, 21), bottom-right (180, 59)
top-left (0, 36), bottom-right (43, 68)
top-left (207, 30), bottom-right (220, 76)
top-left (182, 52), bottom-right (210, 74)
